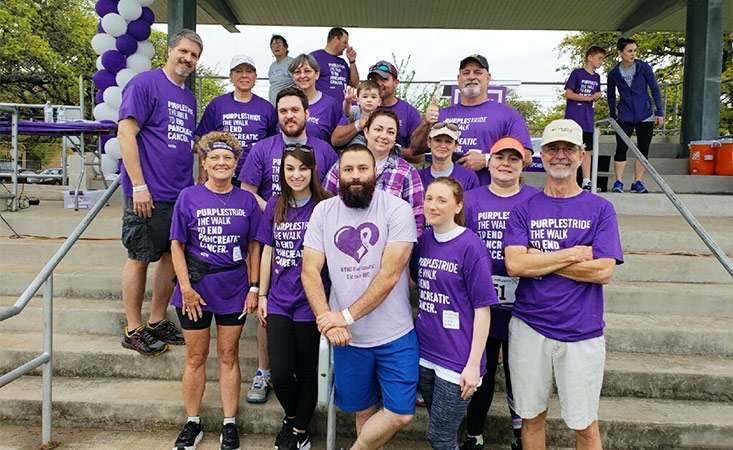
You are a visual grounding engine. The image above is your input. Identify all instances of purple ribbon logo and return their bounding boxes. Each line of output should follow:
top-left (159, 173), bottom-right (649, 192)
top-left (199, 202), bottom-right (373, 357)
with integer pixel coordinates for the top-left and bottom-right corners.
top-left (334, 223), bottom-right (380, 263)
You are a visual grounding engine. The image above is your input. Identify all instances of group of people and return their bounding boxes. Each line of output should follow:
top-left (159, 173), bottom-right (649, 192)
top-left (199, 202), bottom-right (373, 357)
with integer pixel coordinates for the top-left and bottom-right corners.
top-left (114, 26), bottom-right (636, 450)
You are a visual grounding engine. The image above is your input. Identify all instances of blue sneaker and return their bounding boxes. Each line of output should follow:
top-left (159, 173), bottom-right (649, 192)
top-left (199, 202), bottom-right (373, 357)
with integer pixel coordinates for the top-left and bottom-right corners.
top-left (611, 180), bottom-right (624, 193)
top-left (630, 180), bottom-right (649, 193)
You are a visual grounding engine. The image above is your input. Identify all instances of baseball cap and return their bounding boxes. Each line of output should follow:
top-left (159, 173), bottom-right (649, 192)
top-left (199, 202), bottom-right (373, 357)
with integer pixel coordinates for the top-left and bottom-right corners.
top-left (428, 122), bottom-right (460, 141)
top-left (490, 137), bottom-right (532, 165)
top-left (459, 54), bottom-right (489, 71)
top-left (230, 54), bottom-right (256, 71)
top-left (541, 119), bottom-right (584, 147)
top-left (368, 61), bottom-right (398, 79)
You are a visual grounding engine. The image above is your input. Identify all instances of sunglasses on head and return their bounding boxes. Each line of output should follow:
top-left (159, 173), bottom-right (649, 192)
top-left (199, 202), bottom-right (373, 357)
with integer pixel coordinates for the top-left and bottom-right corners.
top-left (431, 122), bottom-right (459, 132)
top-left (284, 143), bottom-right (313, 153)
top-left (369, 63), bottom-right (393, 73)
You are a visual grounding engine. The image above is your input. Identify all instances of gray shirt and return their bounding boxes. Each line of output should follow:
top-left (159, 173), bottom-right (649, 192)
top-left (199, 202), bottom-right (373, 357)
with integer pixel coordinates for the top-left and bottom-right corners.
top-left (268, 56), bottom-right (295, 105)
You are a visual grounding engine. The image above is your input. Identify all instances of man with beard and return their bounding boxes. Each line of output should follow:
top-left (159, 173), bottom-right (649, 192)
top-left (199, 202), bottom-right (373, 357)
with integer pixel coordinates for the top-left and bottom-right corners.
top-left (310, 27), bottom-right (360, 106)
top-left (302, 144), bottom-right (419, 450)
top-left (413, 55), bottom-right (533, 186)
top-left (240, 87), bottom-right (338, 211)
top-left (117, 29), bottom-right (202, 355)
top-left (504, 119), bottom-right (623, 450)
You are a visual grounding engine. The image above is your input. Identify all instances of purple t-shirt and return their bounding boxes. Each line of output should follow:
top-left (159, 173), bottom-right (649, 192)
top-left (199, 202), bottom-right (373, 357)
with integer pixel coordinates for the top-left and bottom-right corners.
top-left (303, 190), bottom-right (417, 348)
top-left (419, 164), bottom-right (480, 192)
top-left (564, 68), bottom-right (601, 133)
top-left (118, 68), bottom-right (196, 201)
top-left (311, 49), bottom-right (350, 106)
top-left (504, 191), bottom-right (624, 342)
top-left (255, 195), bottom-right (323, 322)
top-left (169, 184), bottom-right (262, 314)
top-left (306, 93), bottom-right (343, 142)
top-left (195, 93), bottom-right (277, 175)
top-left (410, 228), bottom-right (498, 375)
top-left (438, 100), bottom-right (531, 186)
top-left (382, 99), bottom-right (422, 149)
top-left (239, 134), bottom-right (338, 201)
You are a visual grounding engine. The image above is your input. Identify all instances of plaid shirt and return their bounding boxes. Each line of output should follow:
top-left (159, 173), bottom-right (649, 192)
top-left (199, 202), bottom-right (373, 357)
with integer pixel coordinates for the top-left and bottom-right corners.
top-left (323, 154), bottom-right (425, 233)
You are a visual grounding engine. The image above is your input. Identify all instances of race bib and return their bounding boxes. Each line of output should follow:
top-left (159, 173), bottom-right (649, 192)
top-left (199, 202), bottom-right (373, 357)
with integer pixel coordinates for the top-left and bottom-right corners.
top-left (442, 310), bottom-right (460, 330)
top-left (232, 246), bottom-right (242, 262)
top-left (492, 275), bottom-right (518, 305)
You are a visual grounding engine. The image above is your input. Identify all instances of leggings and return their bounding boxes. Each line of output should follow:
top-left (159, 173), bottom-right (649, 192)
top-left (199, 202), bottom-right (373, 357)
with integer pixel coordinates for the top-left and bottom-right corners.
top-left (614, 121), bottom-right (654, 162)
top-left (419, 366), bottom-right (471, 450)
top-left (465, 336), bottom-right (522, 437)
top-left (266, 314), bottom-right (320, 431)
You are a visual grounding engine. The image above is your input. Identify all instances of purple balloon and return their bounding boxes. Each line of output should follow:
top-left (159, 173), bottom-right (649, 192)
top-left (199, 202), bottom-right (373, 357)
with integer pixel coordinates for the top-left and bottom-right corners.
top-left (95, 91), bottom-right (105, 104)
top-left (92, 70), bottom-right (116, 91)
top-left (140, 7), bottom-right (155, 25)
top-left (97, 20), bottom-right (104, 33)
top-left (127, 19), bottom-right (151, 41)
top-left (101, 50), bottom-right (126, 74)
top-left (94, 0), bottom-right (117, 17)
top-left (116, 34), bottom-right (138, 56)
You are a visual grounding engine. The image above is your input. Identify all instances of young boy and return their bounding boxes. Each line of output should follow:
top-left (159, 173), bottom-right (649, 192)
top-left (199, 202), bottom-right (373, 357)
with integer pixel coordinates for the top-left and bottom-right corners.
top-left (341, 79), bottom-right (381, 146)
top-left (564, 46), bottom-right (606, 191)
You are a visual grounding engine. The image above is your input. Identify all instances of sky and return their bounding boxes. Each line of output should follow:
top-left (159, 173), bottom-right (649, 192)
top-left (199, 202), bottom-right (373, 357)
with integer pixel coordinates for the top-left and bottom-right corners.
top-left (154, 24), bottom-right (578, 109)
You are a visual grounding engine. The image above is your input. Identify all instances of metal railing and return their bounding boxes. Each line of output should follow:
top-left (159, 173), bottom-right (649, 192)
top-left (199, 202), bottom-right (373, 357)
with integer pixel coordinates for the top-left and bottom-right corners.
top-left (317, 336), bottom-right (337, 450)
top-left (0, 178), bottom-right (120, 448)
top-left (593, 118), bottom-right (733, 278)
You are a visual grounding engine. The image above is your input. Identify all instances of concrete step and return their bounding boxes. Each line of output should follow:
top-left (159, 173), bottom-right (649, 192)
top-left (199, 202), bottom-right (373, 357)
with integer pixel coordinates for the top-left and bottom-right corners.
top-left (604, 281), bottom-right (733, 317)
top-left (616, 215), bottom-right (733, 254)
top-left (1, 376), bottom-right (730, 449)
top-left (524, 173), bottom-right (733, 194)
top-left (0, 330), bottom-right (729, 403)
top-left (0, 238), bottom-right (127, 267)
top-left (602, 193), bottom-right (733, 217)
top-left (614, 254), bottom-right (732, 284)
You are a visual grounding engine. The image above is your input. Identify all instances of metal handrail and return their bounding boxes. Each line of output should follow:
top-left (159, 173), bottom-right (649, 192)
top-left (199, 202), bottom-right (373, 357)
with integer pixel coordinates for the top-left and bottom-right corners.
top-left (0, 177), bottom-right (120, 448)
top-left (594, 118), bottom-right (733, 278)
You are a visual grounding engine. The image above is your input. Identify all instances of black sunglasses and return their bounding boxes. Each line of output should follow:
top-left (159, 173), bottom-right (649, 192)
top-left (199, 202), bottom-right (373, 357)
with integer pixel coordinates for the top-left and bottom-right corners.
top-left (284, 143), bottom-right (313, 153)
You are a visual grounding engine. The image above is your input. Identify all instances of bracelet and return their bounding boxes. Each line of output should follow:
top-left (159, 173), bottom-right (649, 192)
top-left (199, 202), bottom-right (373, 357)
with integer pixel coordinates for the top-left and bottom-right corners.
top-left (249, 286), bottom-right (260, 293)
top-left (132, 184), bottom-right (148, 193)
top-left (354, 120), bottom-right (362, 132)
top-left (348, 60), bottom-right (356, 64)
top-left (258, 293), bottom-right (267, 297)
top-left (341, 308), bottom-right (354, 325)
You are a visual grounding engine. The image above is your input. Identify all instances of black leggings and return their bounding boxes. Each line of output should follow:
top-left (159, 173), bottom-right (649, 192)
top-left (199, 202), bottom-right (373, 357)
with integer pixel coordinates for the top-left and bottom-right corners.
top-left (465, 337), bottom-right (521, 437)
top-left (267, 314), bottom-right (320, 431)
top-left (614, 121), bottom-right (654, 162)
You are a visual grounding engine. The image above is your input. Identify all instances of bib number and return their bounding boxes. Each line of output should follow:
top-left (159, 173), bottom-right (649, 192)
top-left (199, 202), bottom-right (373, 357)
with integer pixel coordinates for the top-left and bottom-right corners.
top-left (492, 275), bottom-right (518, 305)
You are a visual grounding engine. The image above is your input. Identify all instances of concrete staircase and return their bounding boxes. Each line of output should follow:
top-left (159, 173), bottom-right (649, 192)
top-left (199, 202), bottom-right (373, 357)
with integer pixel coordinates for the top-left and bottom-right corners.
top-left (0, 185), bottom-right (732, 448)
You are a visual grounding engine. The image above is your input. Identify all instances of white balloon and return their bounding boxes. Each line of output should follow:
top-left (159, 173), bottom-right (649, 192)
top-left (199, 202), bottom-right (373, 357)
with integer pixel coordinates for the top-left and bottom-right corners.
top-left (91, 33), bottom-right (116, 55)
top-left (127, 53), bottom-right (152, 73)
top-left (137, 40), bottom-right (155, 59)
top-left (103, 86), bottom-right (123, 109)
top-left (100, 154), bottom-right (119, 175)
top-left (117, 0), bottom-right (142, 21)
top-left (139, 0), bottom-right (155, 7)
top-left (101, 13), bottom-right (127, 37)
top-left (104, 138), bottom-right (122, 160)
top-left (95, 55), bottom-right (104, 71)
top-left (115, 68), bottom-right (136, 89)
top-left (93, 102), bottom-right (118, 122)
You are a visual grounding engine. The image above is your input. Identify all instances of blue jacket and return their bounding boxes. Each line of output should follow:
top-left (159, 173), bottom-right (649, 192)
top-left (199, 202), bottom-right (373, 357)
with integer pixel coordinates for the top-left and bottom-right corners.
top-left (607, 59), bottom-right (664, 123)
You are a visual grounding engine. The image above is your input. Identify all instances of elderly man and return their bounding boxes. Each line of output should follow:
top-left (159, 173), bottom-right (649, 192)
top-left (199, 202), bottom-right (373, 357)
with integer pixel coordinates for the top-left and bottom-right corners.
top-left (504, 119), bottom-right (623, 450)
top-left (303, 144), bottom-right (418, 450)
top-left (310, 27), bottom-right (360, 106)
top-left (117, 29), bottom-right (202, 355)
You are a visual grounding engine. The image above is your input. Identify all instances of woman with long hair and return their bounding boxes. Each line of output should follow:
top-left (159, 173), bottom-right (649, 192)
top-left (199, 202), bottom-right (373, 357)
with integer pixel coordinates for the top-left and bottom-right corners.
top-left (255, 144), bottom-right (331, 450)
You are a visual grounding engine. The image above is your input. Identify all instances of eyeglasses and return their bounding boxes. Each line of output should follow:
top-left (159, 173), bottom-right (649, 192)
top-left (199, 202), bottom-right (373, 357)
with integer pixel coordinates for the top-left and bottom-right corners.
top-left (541, 145), bottom-right (582, 156)
top-left (431, 122), bottom-right (459, 132)
top-left (284, 143), bottom-right (313, 153)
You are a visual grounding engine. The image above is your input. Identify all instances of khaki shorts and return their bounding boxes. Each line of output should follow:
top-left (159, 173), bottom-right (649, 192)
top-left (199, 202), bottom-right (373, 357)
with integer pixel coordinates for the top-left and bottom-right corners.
top-left (508, 316), bottom-right (605, 430)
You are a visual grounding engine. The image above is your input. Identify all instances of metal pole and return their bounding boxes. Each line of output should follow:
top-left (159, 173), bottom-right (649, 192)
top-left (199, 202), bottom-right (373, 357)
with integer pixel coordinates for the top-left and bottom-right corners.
top-left (662, 83), bottom-right (668, 134)
top-left (61, 138), bottom-right (68, 186)
top-left (326, 386), bottom-right (336, 450)
top-left (10, 108), bottom-right (19, 211)
top-left (41, 274), bottom-right (54, 446)
top-left (591, 126), bottom-right (600, 192)
top-left (78, 75), bottom-right (85, 122)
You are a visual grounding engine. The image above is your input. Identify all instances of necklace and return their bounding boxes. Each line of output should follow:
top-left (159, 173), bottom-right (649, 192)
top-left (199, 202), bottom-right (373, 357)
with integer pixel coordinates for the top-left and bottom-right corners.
top-left (205, 182), bottom-right (234, 207)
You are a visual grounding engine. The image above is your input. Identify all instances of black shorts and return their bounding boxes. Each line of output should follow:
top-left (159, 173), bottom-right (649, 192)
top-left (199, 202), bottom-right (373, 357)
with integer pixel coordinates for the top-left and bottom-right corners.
top-left (121, 197), bottom-right (174, 263)
top-left (175, 308), bottom-right (246, 330)
top-left (582, 131), bottom-right (594, 152)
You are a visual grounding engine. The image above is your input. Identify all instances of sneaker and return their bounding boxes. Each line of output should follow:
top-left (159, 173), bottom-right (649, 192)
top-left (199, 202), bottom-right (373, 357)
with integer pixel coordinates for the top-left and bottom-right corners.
top-left (122, 326), bottom-right (169, 356)
top-left (582, 180), bottom-right (592, 191)
top-left (281, 430), bottom-right (312, 450)
top-left (173, 421), bottom-right (203, 450)
top-left (275, 417), bottom-right (294, 449)
top-left (219, 423), bottom-right (241, 450)
top-left (630, 180), bottom-right (649, 193)
top-left (460, 436), bottom-right (484, 450)
top-left (511, 437), bottom-right (523, 450)
top-left (611, 180), bottom-right (624, 193)
top-left (148, 319), bottom-right (185, 345)
top-left (245, 371), bottom-right (271, 404)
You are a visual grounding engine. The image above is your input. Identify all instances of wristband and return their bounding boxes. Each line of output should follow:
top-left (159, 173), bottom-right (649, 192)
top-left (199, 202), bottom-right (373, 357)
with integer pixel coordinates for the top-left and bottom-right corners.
top-left (341, 308), bottom-right (354, 325)
top-left (132, 184), bottom-right (148, 193)
top-left (249, 286), bottom-right (260, 293)
top-left (354, 120), bottom-right (362, 132)
top-left (348, 60), bottom-right (356, 64)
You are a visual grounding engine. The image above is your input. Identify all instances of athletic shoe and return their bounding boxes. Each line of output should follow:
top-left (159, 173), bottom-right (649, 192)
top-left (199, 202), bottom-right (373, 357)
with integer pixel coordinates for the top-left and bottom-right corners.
top-left (245, 371), bottom-right (271, 404)
top-left (219, 423), bottom-right (241, 450)
top-left (148, 319), bottom-right (185, 345)
top-left (630, 180), bottom-right (649, 193)
top-left (460, 436), bottom-right (484, 450)
top-left (611, 180), bottom-right (624, 193)
top-left (511, 437), bottom-right (523, 450)
top-left (122, 326), bottom-right (168, 356)
top-left (173, 421), bottom-right (203, 450)
top-left (582, 180), bottom-right (592, 191)
top-left (275, 417), bottom-right (294, 449)
top-left (280, 430), bottom-right (312, 450)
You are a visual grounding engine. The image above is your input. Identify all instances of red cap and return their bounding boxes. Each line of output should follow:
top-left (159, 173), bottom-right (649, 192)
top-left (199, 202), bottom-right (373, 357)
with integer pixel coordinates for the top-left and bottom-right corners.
top-left (489, 137), bottom-right (532, 165)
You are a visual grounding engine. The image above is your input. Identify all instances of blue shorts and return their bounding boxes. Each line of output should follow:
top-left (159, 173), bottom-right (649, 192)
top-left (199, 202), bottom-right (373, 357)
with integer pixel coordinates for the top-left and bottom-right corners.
top-left (333, 330), bottom-right (419, 415)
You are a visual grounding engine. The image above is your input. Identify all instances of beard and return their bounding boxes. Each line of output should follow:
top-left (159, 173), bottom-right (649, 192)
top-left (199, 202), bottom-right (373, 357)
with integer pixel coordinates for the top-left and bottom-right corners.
top-left (545, 161), bottom-right (581, 179)
top-left (339, 177), bottom-right (376, 209)
top-left (281, 119), bottom-right (306, 137)
top-left (174, 59), bottom-right (195, 78)
top-left (459, 83), bottom-right (482, 99)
